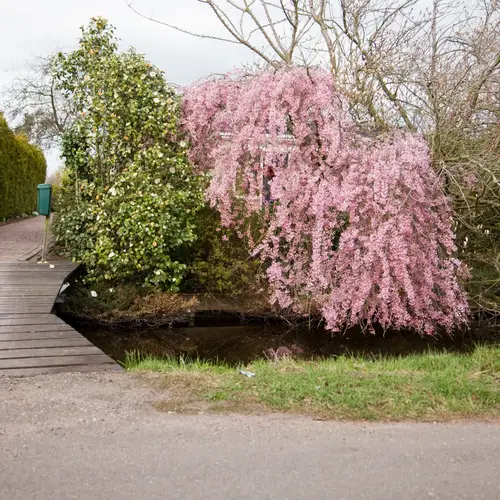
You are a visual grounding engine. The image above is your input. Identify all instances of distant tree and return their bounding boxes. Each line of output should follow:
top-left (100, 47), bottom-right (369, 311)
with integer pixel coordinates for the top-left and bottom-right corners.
top-left (1, 55), bottom-right (74, 149)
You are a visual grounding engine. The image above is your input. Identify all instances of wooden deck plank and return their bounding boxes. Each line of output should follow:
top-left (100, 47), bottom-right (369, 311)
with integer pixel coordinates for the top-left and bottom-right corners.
top-left (0, 307), bottom-right (54, 314)
top-left (0, 331), bottom-right (83, 341)
top-left (0, 270), bottom-right (73, 277)
top-left (0, 278), bottom-right (74, 285)
top-left (0, 268), bottom-right (76, 275)
top-left (0, 267), bottom-right (79, 273)
top-left (0, 283), bottom-right (65, 287)
top-left (0, 338), bottom-right (92, 349)
top-left (0, 265), bottom-right (76, 270)
top-left (0, 323), bottom-right (75, 334)
top-left (0, 364), bottom-right (121, 377)
top-left (0, 293), bottom-right (62, 297)
top-left (0, 354), bottom-right (115, 369)
top-left (0, 280), bottom-right (69, 286)
top-left (0, 316), bottom-right (66, 326)
top-left (0, 313), bottom-right (66, 318)
top-left (0, 290), bottom-right (59, 298)
top-left (0, 283), bottom-right (65, 286)
top-left (0, 300), bottom-right (57, 307)
top-left (0, 288), bottom-right (62, 291)
top-left (0, 261), bottom-right (116, 376)
top-left (0, 346), bottom-right (105, 359)
top-left (0, 260), bottom-right (80, 268)
top-left (0, 291), bottom-right (63, 296)
top-left (0, 298), bottom-right (56, 303)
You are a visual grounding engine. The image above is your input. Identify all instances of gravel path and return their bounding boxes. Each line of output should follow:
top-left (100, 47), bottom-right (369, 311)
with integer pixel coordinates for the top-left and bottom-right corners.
top-left (1, 372), bottom-right (499, 500)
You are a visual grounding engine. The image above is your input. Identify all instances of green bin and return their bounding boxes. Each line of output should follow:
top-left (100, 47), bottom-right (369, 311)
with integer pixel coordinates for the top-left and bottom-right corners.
top-left (37, 184), bottom-right (52, 216)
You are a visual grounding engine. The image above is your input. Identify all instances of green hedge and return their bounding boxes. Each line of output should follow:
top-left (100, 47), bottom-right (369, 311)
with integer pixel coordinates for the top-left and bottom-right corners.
top-left (0, 113), bottom-right (47, 219)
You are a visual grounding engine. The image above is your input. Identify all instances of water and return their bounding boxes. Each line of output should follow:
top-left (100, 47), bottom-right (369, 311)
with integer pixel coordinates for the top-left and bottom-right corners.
top-left (72, 321), bottom-right (500, 364)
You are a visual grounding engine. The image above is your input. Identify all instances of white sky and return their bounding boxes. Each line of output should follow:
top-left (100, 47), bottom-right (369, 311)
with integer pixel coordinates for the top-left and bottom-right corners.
top-left (0, 0), bottom-right (255, 173)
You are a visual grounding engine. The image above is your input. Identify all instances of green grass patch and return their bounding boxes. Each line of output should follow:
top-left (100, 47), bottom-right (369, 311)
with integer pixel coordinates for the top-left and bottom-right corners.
top-left (125, 345), bottom-right (500, 421)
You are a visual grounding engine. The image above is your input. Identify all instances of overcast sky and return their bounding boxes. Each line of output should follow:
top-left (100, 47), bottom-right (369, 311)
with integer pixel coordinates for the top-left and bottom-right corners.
top-left (0, 0), bottom-right (255, 173)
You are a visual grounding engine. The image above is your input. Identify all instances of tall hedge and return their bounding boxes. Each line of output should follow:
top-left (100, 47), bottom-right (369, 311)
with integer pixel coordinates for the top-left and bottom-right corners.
top-left (0, 113), bottom-right (47, 219)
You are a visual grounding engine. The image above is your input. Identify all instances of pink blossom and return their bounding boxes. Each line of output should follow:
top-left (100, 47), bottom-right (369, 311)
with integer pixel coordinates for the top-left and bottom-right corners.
top-left (182, 67), bottom-right (469, 334)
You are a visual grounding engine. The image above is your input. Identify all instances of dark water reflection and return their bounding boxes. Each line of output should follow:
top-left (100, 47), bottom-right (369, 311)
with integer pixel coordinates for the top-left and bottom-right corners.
top-left (72, 320), bottom-right (500, 364)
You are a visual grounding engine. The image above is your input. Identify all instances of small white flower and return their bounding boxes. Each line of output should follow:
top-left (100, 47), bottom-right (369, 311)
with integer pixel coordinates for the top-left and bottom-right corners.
top-left (90, 290), bottom-right (98, 298)
top-left (109, 187), bottom-right (117, 196)
top-left (155, 270), bottom-right (162, 276)
top-left (109, 288), bottom-right (114, 293)
top-left (153, 97), bottom-right (160, 104)
top-left (149, 71), bottom-right (157, 77)
top-left (154, 178), bottom-right (161, 184)
top-left (179, 140), bottom-right (187, 148)
top-left (108, 251), bottom-right (115, 258)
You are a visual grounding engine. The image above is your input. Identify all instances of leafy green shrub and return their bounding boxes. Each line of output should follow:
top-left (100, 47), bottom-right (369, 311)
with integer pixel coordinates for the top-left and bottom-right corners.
top-left (50, 183), bottom-right (61, 212)
top-left (57, 151), bottom-right (204, 289)
top-left (0, 114), bottom-right (46, 219)
top-left (183, 206), bottom-right (262, 295)
top-left (54, 18), bottom-right (204, 289)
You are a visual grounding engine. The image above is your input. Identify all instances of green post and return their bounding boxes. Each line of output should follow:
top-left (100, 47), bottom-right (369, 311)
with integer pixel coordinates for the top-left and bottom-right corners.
top-left (37, 184), bottom-right (52, 263)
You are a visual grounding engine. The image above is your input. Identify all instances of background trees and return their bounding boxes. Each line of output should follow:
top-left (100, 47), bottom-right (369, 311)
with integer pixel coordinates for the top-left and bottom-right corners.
top-left (0, 113), bottom-right (46, 219)
top-left (0, 54), bottom-right (73, 150)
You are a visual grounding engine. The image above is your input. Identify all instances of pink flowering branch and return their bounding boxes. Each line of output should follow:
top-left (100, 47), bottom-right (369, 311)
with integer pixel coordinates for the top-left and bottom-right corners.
top-left (182, 67), bottom-right (469, 334)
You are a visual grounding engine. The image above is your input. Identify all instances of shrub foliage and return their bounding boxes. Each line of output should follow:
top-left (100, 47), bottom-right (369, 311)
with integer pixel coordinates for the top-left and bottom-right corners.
top-left (0, 113), bottom-right (46, 219)
top-left (54, 18), bottom-right (204, 289)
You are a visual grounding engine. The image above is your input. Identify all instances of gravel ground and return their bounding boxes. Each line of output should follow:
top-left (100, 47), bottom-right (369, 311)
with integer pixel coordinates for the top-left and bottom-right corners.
top-left (1, 372), bottom-right (499, 500)
top-left (0, 372), bottom-right (161, 436)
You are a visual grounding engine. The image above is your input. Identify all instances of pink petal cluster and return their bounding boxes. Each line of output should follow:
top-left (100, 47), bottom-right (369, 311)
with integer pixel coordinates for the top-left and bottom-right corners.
top-left (182, 67), bottom-right (469, 334)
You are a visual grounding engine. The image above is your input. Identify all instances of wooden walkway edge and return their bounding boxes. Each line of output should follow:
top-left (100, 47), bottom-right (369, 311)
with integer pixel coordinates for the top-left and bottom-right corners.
top-left (0, 261), bottom-right (117, 376)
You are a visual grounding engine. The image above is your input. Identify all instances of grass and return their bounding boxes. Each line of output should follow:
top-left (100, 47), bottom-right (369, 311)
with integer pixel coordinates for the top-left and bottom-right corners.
top-left (124, 344), bottom-right (500, 421)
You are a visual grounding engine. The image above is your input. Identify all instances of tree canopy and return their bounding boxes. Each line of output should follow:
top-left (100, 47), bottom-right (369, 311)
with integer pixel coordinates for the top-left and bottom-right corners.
top-left (183, 67), bottom-right (469, 333)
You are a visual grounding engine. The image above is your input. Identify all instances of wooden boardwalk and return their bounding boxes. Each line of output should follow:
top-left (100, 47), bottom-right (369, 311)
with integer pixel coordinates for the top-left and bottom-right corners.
top-left (0, 261), bottom-right (117, 376)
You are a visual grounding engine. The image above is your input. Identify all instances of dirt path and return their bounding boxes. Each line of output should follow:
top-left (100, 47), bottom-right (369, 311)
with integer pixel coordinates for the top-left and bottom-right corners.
top-left (0, 216), bottom-right (51, 261)
top-left (1, 372), bottom-right (499, 500)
